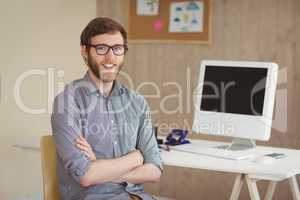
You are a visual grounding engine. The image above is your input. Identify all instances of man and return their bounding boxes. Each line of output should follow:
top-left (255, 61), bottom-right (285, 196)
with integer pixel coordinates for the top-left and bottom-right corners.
top-left (51, 17), bottom-right (163, 200)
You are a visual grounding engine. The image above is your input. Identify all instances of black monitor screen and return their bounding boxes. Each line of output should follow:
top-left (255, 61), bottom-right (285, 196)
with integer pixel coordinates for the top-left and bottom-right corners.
top-left (200, 66), bottom-right (268, 115)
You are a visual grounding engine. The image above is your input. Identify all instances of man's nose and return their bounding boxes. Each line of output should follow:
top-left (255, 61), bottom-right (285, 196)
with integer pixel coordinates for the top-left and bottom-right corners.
top-left (105, 48), bottom-right (115, 59)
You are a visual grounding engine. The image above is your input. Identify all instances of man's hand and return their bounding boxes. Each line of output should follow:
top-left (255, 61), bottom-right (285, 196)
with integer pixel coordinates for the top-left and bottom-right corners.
top-left (129, 149), bottom-right (144, 166)
top-left (76, 135), bottom-right (96, 161)
top-left (112, 149), bottom-right (144, 183)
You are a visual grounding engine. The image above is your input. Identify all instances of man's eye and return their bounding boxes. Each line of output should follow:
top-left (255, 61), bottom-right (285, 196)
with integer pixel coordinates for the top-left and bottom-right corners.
top-left (113, 46), bottom-right (123, 51)
top-left (97, 46), bottom-right (107, 51)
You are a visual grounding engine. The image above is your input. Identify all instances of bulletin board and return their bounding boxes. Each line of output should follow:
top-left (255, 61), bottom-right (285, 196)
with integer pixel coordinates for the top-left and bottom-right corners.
top-left (128, 0), bottom-right (212, 44)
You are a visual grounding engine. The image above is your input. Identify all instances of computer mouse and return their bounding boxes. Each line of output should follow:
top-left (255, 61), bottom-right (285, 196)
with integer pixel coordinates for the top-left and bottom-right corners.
top-left (253, 156), bottom-right (276, 164)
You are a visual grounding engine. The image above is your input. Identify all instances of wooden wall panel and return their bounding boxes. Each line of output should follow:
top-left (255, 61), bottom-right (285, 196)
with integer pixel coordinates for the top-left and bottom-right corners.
top-left (240, 0), bottom-right (260, 60)
top-left (258, 0), bottom-right (277, 61)
top-left (295, 80), bottom-right (300, 146)
top-left (97, 0), bottom-right (300, 199)
top-left (297, 0), bottom-right (300, 80)
top-left (276, 0), bottom-right (296, 143)
top-left (142, 44), bottom-right (162, 124)
top-left (209, 0), bottom-right (225, 58)
top-left (223, 0), bottom-right (241, 60)
top-left (296, 0), bottom-right (300, 160)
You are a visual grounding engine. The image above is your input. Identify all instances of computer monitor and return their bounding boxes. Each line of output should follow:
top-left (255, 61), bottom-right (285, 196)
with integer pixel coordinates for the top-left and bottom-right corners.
top-left (192, 60), bottom-right (278, 150)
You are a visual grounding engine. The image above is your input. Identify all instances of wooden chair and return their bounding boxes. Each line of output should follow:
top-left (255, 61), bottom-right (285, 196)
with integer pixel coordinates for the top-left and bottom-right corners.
top-left (40, 135), bottom-right (60, 200)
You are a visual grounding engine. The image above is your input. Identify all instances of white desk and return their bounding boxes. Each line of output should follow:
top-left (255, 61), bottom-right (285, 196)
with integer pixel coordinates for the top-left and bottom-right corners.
top-left (160, 139), bottom-right (300, 200)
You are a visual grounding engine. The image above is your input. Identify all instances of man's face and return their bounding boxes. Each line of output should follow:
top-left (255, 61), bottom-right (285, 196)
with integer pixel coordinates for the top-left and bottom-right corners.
top-left (84, 32), bottom-right (125, 84)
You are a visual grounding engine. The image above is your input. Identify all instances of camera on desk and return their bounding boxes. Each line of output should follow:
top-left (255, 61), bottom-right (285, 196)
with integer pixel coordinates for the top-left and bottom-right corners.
top-left (165, 129), bottom-right (190, 146)
top-left (154, 126), bottom-right (190, 147)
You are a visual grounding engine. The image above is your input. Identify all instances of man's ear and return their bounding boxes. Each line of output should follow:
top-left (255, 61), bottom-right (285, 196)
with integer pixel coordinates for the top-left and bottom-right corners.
top-left (80, 45), bottom-right (88, 60)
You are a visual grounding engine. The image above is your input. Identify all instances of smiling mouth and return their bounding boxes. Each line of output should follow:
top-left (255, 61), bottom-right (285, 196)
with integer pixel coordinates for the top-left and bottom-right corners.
top-left (102, 64), bottom-right (115, 69)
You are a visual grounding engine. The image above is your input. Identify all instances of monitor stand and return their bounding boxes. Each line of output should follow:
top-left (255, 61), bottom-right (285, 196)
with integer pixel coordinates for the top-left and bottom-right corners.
top-left (215, 138), bottom-right (256, 151)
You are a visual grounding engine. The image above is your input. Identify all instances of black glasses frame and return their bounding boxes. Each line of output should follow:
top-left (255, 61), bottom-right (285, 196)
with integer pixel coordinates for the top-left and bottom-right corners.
top-left (84, 43), bottom-right (128, 56)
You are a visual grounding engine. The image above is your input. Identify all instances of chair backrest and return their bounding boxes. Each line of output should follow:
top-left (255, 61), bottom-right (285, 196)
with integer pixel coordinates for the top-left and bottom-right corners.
top-left (40, 135), bottom-right (60, 200)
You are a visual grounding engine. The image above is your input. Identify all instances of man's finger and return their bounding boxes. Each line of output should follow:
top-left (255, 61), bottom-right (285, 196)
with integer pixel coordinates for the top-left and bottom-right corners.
top-left (76, 138), bottom-right (93, 151)
top-left (76, 139), bottom-right (89, 147)
top-left (76, 143), bottom-right (90, 153)
top-left (78, 136), bottom-right (91, 147)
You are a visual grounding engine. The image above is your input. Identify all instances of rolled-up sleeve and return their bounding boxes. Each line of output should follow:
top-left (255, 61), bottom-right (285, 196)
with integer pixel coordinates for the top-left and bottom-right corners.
top-left (51, 91), bottom-right (91, 183)
top-left (136, 97), bottom-right (163, 172)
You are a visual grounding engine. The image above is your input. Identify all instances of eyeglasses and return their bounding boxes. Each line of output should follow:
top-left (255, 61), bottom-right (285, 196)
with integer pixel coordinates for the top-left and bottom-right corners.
top-left (85, 43), bottom-right (128, 56)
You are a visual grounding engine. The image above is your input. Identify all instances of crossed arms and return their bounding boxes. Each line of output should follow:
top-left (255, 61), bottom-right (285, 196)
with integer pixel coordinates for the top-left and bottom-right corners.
top-left (76, 136), bottom-right (161, 187)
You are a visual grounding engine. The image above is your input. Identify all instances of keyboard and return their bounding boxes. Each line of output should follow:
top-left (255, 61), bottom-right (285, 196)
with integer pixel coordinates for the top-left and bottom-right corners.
top-left (171, 144), bottom-right (254, 160)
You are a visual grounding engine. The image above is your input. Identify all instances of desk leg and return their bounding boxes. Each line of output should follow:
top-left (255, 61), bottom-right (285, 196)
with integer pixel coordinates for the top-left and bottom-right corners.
top-left (246, 175), bottom-right (261, 200)
top-left (289, 176), bottom-right (300, 200)
top-left (264, 181), bottom-right (277, 200)
top-left (230, 174), bottom-right (244, 200)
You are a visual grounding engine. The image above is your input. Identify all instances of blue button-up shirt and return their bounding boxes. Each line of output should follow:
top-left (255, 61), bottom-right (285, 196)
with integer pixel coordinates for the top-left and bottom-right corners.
top-left (51, 72), bottom-right (163, 200)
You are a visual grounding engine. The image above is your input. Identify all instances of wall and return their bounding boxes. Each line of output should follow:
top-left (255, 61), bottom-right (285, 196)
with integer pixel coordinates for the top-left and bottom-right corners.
top-left (97, 0), bottom-right (300, 199)
top-left (0, 0), bottom-right (96, 199)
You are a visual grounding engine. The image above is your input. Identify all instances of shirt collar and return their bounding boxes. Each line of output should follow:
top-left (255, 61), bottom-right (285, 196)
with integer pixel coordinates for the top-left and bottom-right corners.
top-left (82, 72), bottom-right (125, 97)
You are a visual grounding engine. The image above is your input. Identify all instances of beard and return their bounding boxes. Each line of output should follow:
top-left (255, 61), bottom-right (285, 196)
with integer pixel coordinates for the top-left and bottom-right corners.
top-left (86, 53), bottom-right (123, 83)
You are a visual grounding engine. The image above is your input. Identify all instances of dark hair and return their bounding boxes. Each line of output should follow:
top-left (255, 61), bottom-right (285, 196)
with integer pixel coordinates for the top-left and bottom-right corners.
top-left (80, 17), bottom-right (128, 51)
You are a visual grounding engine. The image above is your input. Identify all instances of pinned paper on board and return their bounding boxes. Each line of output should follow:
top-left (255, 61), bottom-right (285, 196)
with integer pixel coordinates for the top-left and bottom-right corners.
top-left (129, 0), bottom-right (212, 43)
top-left (169, 1), bottom-right (204, 32)
top-left (137, 0), bottom-right (160, 16)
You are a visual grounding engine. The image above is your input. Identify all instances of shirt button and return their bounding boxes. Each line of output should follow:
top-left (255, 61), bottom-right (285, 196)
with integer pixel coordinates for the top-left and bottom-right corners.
top-left (111, 120), bottom-right (114, 124)
top-left (114, 141), bottom-right (118, 145)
